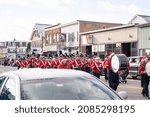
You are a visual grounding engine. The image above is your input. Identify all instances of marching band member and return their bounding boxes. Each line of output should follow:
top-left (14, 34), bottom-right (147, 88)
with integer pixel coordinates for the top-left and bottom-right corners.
top-left (15, 58), bottom-right (21, 69)
top-left (51, 58), bottom-right (59, 68)
top-left (18, 58), bottom-right (26, 69)
top-left (27, 57), bottom-right (32, 68)
top-left (45, 58), bottom-right (52, 68)
top-left (39, 57), bottom-right (46, 68)
top-left (23, 58), bottom-right (29, 68)
top-left (71, 57), bottom-right (81, 70)
top-left (139, 56), bottom-right (150, 99)
top-left (33, 58), bottom-right (40, 68)
top-left (58, 59), bottom-right (70, 69)
top-left (67, 58), bottom-right (73, 69)
top-left (105, 50), bottom-right (119, 91)
top-left (80, 57), bottom-right (86, 71)
top-left (91, 57), bottom-right (102, 79)
top-left (29, 55), bottom-right (36, 68)
top-left (84, 58), bottom-right (92, 73)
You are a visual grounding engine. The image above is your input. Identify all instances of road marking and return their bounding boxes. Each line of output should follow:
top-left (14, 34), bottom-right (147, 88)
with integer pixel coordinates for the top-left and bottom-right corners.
top-left (119, 85), bottom-right (142, 90)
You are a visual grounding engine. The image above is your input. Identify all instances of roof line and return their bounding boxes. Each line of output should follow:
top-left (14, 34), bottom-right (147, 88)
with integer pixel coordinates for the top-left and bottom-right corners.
top-left (80, 24), bottom-right (137, 35)
top-left (128, 14), bottom-right (150, 24)
top-left (45, 23), bottom-right (61, 29)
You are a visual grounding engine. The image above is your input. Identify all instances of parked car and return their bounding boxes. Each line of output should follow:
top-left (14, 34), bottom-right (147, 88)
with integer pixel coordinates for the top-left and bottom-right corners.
top-left (0, 68), bottom-right (127, 100)
top-left (128, 56), bottom-right (150, 79)
top-left (128, 56), bottom-right (142, 79)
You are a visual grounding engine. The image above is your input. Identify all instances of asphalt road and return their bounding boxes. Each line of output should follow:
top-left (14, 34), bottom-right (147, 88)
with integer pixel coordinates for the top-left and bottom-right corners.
top-left (101, 76), bottom-right (149, 100)
top-left (0, 65), bottom-right (17, 73)
top-left (117, 78), bottom-right (145, 100)
top-left (0, 65), bottom-right (149, 100)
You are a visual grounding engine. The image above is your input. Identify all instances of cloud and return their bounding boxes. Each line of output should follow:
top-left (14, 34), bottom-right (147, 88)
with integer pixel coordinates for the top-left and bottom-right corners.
top-left (96, 0), bottom-right (140, 13)
top-left (0, 0), bottom-right (144, 41)
top-left (0, 0), bottom-right (74, 12)
top-left (0, 0), bottom-right (76, 41)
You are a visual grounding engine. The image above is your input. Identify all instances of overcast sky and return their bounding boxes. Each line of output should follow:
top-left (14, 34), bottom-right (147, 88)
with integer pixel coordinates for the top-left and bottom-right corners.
top-left (0, 0), bottom-right (150, 42)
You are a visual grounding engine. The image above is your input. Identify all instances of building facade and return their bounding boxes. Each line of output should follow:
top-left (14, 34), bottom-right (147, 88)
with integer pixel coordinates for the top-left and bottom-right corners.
top-left (0, 40), bottom-right (31, 60)
top-left (80, 14), bottom-right (150, 58)
top-left (138, 23), bottom-right (150, 56)
top-left (61, 20), bottom-right (122, 55)
top-left (30, 23), bottom-right (51, 54)
top-left (81, 24), bottom-right (138, 58)
top-left (29, 14), bottom-right (150, 58)
top-left (44, 23), bottom-right (61, 56)
top-left (0, 45), bottom-right (7, 58)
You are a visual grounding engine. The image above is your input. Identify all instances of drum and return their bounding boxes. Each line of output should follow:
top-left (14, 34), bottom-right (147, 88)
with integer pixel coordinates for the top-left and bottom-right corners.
top-left (111, 54), bottom-right (128, 73)
top-left (145, 61), bottom-right (150, 76)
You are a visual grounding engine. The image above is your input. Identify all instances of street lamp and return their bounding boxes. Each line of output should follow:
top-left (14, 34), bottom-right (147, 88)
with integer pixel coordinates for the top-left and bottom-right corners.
top-left (13, 38), bottom-right (17, 60)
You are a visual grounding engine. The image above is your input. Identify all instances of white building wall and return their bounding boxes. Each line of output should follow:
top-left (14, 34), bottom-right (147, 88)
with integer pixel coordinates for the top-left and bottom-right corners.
top-left (93, 27), bottom-right (138, 44)
top-left (61, 22), bottom-right (79, 47)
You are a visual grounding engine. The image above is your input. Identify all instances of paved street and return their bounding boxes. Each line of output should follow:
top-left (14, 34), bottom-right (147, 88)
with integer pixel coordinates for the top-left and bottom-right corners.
top-left (101, 77), bottom-right (148, 100)
top-left (101, 76), bottom-right (150, 100)
top-left (117, 78), bottom-right (146, 100)
top-left (0, 65), bottom-right (149, 100)
top-left (0, 65), bottom-right (17, 73)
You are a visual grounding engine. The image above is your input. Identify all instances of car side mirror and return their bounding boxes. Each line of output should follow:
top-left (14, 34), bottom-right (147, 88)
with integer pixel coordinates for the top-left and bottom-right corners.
top-left (118, 91), bottom-right (128, 100)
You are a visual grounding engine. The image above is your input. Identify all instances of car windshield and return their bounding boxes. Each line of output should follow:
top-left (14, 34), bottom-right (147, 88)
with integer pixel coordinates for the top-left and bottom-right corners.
top-left (21, 77), bottom-right (121, 100)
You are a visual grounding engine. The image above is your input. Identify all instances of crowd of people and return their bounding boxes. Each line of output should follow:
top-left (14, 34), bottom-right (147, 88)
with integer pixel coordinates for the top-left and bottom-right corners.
top-left (14, 50), bottom-right (123, 91)
top-left (15, 53), bottom-right (104, 79)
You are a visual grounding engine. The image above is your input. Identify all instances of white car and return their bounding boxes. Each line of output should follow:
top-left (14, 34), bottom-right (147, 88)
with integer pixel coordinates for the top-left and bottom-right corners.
top-left (0, 68), bottom-right (127, 100)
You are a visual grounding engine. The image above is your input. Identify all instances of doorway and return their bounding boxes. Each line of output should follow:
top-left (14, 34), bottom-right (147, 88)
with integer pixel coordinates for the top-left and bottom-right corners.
top-left (86, 46), bottom-right (92, 57)
top-left (121, 43), bottom-right (131, 57)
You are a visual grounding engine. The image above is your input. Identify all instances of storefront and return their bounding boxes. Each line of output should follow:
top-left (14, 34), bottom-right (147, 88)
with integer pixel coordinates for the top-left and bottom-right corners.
top-left (81, 24), bottom-right (138, 57)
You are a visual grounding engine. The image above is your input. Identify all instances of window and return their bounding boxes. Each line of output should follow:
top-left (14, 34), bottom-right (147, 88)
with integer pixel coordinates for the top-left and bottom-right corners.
top-left (0, 77), bottom-right (16, 100)
top-left (8, 42), bottom-right (11, 46)
top-left (16, 42), bottom-right (20, 47)
top-left (0, 76), bottom-right (6, 89)
top-left (21, 77), bottom-right (121, 100)
top-left (129, 58), bottom-right (140, 63)
top-left (68, 32), bottom-right (75, 42)
top-left (6, 42), bottom-right (8, 46)
top-left (22, 42), bottom-right (26, 47)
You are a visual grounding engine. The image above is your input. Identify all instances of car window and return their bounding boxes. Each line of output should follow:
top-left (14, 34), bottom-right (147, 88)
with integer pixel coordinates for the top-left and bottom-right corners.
top-left (129, 58), bottom-right (139, 63)
top-left (0, 77), bottom-right (16, 100)
top-left (21, 77), bottom-right (121, 100)
top-left (0, 76), bottom-right (6, 89)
